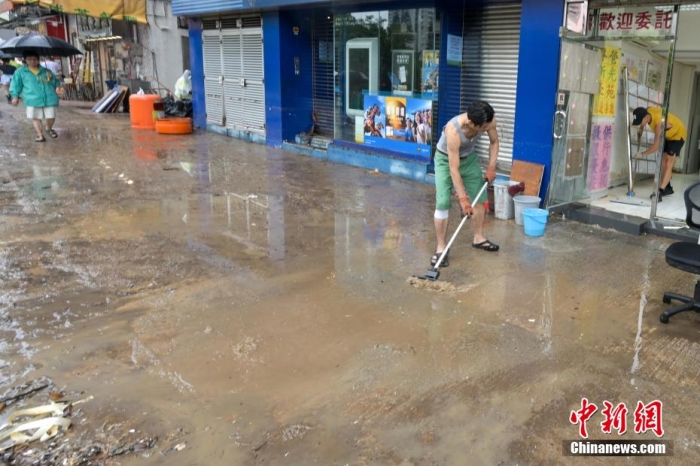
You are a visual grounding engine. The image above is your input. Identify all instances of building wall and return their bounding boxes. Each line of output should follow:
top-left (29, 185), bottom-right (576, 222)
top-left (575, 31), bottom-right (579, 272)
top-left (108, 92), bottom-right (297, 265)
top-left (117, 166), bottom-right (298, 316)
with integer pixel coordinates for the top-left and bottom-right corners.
top-left (146, 0), bottom-right (189, 93)
top-left (188, 18), bottom-right (206, 128)
top-left (264, 9), bottom-right (315, 146)
top-left (512, 0), bottom-right (565, 200)
top-left (669, 61), bottom-right (695, 172)
top-left (436, 0), bottom-right (463, 145)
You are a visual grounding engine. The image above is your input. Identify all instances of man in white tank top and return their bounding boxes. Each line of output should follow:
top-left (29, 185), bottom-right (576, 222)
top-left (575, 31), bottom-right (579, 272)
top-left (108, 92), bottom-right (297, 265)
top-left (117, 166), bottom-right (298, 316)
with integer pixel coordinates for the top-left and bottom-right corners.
top-left (430, 101), bottom-right (500, 268)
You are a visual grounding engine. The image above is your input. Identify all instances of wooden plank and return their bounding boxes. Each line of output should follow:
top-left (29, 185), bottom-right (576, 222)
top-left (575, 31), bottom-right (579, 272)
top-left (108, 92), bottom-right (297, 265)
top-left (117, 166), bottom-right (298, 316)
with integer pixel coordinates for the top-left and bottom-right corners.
top-left (106, 87), bottom-right (127, 113)
top-left (111, 86), bottom-right (129, 113)
top-left (510, 160), bottom-right (545, 197)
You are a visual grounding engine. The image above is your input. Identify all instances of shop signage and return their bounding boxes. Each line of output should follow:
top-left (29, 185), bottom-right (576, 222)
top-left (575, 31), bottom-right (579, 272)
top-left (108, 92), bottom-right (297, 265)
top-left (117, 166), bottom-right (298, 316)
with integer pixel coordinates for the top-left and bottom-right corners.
top-left (587, 121), bottom-right (614, 192)
top-left (446, 34), bottom-right (462, 67)
top-left (362, 94), bottom-right (433, 160)
top-left (391, 50), bottom-right (414, 96)
top-left (594, 45), bottom-right (621, 116)
top-left (594, 7), bottom-right (675, 37)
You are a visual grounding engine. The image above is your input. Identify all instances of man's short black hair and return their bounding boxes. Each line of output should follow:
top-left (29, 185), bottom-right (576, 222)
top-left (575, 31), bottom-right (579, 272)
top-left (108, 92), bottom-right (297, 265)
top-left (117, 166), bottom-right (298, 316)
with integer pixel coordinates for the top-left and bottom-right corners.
top-left (22, 50), bottom-right (39, 60)
top-left (467, 101), bottom-right (495, 127)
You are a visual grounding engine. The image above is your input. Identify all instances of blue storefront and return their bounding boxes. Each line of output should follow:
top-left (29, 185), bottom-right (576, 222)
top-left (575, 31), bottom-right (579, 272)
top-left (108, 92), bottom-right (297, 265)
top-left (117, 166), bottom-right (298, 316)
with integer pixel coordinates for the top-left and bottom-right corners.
top-left (173, 0), bottom-right (564, 199)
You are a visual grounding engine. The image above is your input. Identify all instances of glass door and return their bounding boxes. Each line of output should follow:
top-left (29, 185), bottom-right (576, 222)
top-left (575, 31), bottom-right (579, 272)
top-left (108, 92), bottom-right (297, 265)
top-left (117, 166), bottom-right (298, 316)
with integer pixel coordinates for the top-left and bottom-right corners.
top-left (547, 37), bottom-right (605, 209)
top-left (547, 5), bottom-right (680, 222)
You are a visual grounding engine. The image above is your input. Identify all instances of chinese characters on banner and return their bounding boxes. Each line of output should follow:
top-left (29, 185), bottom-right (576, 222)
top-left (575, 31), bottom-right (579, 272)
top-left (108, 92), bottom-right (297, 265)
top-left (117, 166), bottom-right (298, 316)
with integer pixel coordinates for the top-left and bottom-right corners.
top-left (588, 122), bottom-right (614, 192)
top-left (570, 399), bottom-right (664, 439)
top-left (593, 8), bottom-right (675, 37)
top-left (594, 45), bottom-right (620, 116)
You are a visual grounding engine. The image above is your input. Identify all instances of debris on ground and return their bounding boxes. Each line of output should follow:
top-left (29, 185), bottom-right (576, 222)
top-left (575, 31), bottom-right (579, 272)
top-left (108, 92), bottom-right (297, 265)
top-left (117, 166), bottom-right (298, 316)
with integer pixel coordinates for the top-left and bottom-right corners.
top-left (0, 379), bottom-right (158, 465)
top-left (407, 276), bottom-right (456, 293)
top-left (161, 441), bottom-right (187, 456)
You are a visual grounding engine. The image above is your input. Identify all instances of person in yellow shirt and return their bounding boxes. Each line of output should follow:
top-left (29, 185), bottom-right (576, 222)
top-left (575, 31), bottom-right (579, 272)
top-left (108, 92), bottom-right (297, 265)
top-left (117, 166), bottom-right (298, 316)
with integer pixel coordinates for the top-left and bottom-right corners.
top-left (632, 106), bottom-right (687, 200)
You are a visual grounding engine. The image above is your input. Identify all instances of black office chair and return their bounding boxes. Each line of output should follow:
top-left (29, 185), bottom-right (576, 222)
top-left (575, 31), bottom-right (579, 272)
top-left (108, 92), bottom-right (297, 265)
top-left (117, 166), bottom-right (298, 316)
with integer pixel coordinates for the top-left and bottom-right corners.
top-left (660, 181), bottom-right (700, 324)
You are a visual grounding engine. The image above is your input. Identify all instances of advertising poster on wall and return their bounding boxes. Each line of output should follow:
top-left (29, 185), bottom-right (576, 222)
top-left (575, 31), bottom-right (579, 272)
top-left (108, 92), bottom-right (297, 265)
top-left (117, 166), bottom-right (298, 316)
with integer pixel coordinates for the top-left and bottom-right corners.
top-left (623, 53), bottom-right (647, 84)
top-left (446, 34), bottom-right (462, 66)
top-left (422, 50), bottom-right (439, 96)
top-left (363, 94), bottom-right (433, 160)
top-left (646, 61), bottom-right (663, 90)
top-left (391, 50), bottom-right (414, 96)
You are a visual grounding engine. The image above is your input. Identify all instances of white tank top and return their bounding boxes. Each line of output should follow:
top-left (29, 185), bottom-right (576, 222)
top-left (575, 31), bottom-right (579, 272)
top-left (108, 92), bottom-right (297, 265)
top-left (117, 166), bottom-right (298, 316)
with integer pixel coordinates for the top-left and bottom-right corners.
top-left (436, 116), bottom-right (481, 158)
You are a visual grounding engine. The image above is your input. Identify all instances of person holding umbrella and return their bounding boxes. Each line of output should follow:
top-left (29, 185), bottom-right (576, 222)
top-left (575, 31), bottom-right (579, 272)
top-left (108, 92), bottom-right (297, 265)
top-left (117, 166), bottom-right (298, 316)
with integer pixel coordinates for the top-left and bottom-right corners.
top-left (10, 50), bottom-right (64, 142)
top-left (0, 57), bottom-right (16, 103)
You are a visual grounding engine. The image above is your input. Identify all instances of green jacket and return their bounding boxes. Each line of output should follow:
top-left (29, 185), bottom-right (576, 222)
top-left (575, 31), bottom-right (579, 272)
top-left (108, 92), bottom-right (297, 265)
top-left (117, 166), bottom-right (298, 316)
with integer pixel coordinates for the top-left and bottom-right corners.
top-left (10, 66), bottom-right (60, 108)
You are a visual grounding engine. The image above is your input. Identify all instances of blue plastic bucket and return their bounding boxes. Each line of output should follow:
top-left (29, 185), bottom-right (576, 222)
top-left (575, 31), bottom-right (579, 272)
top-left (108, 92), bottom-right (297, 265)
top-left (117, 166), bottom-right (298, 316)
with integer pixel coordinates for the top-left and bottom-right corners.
top-left (522, 208), bottom-right (549, 237)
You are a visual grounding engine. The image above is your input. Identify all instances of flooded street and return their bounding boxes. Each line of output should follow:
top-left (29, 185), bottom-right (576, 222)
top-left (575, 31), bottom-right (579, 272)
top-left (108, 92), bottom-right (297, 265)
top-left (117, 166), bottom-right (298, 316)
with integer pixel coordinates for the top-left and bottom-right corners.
top-left (1, 103), bottom-right (700, 465)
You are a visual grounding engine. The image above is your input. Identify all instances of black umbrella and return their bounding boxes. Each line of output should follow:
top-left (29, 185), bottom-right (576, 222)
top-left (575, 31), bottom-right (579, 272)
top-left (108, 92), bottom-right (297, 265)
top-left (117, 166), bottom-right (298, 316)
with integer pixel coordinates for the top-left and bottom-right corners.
top-left (0, 35), bottom-right (82, 57)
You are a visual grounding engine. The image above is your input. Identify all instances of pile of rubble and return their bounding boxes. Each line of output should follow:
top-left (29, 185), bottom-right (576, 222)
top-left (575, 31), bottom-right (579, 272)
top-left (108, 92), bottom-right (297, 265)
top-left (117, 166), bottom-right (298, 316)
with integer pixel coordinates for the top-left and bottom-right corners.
top-left (0, 378), bottom-right (159, 465)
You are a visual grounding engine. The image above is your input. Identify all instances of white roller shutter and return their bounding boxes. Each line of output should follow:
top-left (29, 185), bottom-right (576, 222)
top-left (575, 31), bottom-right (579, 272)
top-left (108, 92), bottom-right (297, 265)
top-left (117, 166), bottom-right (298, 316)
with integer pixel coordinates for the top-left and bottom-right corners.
top-left (241, 29), bottom-right (265, 130)
top-left (460, 4), bottom-right (522, 169)
top-left (202, 23), bottom-right (225, 126)
top-left (220, 15), bottom-right (265, 134)
top-left (222, 30), bottom-right (243, 128)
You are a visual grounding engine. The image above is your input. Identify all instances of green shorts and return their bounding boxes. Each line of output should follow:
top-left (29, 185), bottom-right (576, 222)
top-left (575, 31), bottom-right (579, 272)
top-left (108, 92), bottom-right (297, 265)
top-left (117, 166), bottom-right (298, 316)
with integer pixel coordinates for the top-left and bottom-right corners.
top-left (434, 150), bottom-right (486, 211)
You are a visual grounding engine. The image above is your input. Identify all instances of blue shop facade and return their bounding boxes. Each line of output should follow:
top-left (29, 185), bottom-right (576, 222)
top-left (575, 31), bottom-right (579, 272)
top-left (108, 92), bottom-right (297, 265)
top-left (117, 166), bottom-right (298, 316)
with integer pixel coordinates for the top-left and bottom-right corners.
top-left (173, 0), bottom-right (564, 198)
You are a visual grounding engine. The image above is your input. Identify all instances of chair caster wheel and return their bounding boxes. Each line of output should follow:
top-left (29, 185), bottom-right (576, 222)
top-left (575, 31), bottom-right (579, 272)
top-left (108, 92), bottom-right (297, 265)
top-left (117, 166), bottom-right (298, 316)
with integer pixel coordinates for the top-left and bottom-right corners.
top-left (662, 296), bottom-right (672, 304)
top-left (660, 314), bottom-right (670, 324)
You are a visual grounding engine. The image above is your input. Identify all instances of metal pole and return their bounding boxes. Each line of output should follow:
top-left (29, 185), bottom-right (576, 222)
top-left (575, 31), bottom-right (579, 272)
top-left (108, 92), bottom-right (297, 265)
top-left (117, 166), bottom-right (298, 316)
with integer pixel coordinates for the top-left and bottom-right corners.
top-left (651, 5), bottom-right (679, 220)
top-left (623, 65), bottom-right (635, 197)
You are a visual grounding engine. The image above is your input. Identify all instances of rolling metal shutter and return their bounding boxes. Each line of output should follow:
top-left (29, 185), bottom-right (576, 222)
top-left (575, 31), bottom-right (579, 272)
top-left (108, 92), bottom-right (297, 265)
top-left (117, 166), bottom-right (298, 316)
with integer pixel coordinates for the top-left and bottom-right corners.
top-left (201, 15), bottom-right (265, 133)
top-left (240, 24), bottom-right (265, 131)
top-left (222, 15), bottom-right (265, 133)
top-left (460, 4), bottom-right (522, 169)
top-left (312, 11), bottom-right (335, 137)
top-left (202, 20), bottom-right (225, 126)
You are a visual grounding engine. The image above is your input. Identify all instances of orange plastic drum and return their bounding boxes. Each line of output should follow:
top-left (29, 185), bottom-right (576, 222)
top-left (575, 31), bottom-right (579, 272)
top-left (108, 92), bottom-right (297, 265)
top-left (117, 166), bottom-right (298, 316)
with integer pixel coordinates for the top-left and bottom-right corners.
top-left (129, 94), bottom-right (162, 130)
top-left (155, 117), bottom-right (193, 135)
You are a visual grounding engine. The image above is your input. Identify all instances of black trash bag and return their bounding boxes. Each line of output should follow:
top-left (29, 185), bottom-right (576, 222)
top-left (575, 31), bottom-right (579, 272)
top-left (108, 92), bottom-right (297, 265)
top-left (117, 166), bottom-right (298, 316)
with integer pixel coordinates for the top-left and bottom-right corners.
top-left (163, 95), bottom-right (193, 118)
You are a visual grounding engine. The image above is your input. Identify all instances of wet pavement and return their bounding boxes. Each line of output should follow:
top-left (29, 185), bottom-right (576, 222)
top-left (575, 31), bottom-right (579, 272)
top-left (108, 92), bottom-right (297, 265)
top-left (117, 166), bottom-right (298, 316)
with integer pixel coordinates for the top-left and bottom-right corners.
top-left (1, 102), bottom-right (700, 465)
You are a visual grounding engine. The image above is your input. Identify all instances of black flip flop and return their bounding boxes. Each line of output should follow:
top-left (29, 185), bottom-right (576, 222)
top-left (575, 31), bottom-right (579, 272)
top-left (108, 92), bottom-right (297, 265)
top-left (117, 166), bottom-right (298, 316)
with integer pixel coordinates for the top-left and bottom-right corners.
top-left (45, 128), bottom-right (58, 138)
top-left (430, 250), bottom-right (449, 268)
top-left (35, 136), bottom-right (46, 142)
top-left (472, 240), bottom-right (499, 252)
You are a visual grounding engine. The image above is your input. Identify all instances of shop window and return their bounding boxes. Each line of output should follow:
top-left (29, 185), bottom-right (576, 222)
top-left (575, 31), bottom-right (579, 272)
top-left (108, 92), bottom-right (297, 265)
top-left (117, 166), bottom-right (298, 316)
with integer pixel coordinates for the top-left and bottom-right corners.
top-left (334, 8), bottom-right (440, 161)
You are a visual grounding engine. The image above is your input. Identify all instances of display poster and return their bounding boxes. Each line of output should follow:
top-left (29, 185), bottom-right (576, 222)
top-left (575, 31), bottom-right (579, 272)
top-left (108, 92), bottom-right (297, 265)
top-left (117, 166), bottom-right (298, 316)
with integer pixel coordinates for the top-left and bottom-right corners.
top-left (446, 34), bottom-right (462, 66)
top-left (646, 61), bottom-right (663, 91)
top-left (623, 53), bottom-right (647, 84)
top-left (587, 121), bottom-right (615, 192)
top-left (363, 94), bottom-right (433, 158)
top-left (391, 50), bottom-right (414, 96)
top-left (593, 45), bottom-right (621, 116)
top-left (421, 50), bottom-right (439, 96)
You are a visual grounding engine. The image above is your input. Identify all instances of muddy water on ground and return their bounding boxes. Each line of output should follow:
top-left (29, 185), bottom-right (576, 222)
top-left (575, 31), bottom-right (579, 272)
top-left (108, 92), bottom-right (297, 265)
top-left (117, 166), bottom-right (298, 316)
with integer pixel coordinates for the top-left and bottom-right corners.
top-left (1, 104), bottom-right (700, 465)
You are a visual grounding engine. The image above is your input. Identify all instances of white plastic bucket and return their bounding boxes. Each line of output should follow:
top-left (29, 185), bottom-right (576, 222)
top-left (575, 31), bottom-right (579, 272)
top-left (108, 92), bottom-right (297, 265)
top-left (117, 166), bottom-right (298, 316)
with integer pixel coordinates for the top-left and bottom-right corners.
top-left (513, 195), bottom-right (541, 225)
top-left (493, 181), bottom-right (520, 220)
top-left (522, 208), bottom-right (549, 236)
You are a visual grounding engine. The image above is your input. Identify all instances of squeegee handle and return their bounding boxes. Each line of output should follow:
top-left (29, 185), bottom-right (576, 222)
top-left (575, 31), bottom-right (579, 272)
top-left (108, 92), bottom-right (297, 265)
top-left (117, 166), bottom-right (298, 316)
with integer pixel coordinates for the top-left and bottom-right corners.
top-left (433, 180), bottom-right (489, 270)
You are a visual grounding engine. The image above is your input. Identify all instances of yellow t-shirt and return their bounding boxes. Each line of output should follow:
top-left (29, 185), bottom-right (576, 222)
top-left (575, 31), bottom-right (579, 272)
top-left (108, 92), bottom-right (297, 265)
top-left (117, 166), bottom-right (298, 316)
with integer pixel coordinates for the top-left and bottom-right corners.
top-left (647, 107), bottom-right (687, 141)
